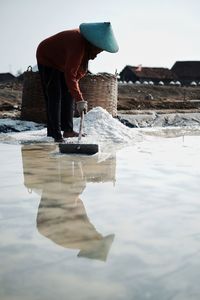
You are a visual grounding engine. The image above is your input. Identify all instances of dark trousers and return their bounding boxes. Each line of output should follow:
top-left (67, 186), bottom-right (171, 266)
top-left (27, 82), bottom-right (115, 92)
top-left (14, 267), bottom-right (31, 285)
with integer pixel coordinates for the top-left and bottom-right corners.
top-left (38, 64), bottom-right (74, 139)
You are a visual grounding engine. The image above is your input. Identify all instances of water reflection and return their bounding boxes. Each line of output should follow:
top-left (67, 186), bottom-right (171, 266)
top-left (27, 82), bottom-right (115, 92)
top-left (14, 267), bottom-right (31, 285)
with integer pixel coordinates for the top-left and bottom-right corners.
top-left (143, 127), bottom-right (200, 138)
top-left (21, 145), bottom-right (115, 261)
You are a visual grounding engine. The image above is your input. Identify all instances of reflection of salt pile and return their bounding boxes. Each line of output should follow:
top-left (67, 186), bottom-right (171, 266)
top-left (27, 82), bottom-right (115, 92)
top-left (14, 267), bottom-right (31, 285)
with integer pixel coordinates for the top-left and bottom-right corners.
top-left (74, 107), bottom-right (137, 144)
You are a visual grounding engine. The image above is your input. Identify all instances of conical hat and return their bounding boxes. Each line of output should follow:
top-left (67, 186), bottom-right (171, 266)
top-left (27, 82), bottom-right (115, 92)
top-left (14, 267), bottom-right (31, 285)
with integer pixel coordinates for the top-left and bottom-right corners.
top-left (79, 22), bottom-right (119, 53)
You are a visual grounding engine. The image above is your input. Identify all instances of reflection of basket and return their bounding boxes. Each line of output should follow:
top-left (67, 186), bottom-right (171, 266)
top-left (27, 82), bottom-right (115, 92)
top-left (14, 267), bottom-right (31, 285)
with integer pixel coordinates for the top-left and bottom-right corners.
top-left (83, 156), bottom-right (116, 183)
top-left (80, 73), bottom-right (118, 116)
top-left (21, 66), bottom-right (46, 123)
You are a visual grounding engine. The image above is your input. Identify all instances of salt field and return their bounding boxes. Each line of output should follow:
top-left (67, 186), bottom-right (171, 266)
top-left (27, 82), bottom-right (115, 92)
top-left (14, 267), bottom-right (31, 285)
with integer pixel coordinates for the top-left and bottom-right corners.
top-left (1, 108), bottom-right (200, 299)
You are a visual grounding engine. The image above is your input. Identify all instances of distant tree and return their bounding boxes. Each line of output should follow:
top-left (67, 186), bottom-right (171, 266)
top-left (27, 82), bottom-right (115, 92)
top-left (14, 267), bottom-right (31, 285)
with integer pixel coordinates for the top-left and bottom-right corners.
top-left (16, 69), bottom-right (22, 76)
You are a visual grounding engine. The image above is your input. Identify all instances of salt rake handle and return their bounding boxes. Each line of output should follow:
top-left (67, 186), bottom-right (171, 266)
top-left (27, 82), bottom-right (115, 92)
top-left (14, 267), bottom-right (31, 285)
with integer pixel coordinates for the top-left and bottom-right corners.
top-left (78, 111), bottom-right (84, 143)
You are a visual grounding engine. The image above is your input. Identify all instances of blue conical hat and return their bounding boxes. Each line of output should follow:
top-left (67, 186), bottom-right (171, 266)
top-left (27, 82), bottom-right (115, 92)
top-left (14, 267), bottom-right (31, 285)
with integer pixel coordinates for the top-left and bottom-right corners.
top-left (79, 22), bottom-right (119, 53)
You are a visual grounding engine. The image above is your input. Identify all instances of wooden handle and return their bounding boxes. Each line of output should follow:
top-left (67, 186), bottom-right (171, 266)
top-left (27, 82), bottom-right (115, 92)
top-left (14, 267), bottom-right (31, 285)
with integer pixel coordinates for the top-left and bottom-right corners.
top-left (78, 111), bottom-right (84, 143)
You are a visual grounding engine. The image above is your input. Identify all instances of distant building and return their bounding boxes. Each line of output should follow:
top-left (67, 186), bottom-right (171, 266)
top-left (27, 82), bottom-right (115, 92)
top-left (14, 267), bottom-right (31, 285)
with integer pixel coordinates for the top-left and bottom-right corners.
top-left (171, 61), bottom-right (200, 86)
top-left (0, 73), bottom-right (16, 83)
top-left (119, 65), bottom-right (177, 85)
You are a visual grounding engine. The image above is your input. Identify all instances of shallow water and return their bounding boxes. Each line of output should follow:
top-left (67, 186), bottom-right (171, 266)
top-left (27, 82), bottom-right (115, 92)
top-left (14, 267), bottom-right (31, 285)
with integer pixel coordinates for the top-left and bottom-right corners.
top-left (1, 128), bottom-right (200, 300)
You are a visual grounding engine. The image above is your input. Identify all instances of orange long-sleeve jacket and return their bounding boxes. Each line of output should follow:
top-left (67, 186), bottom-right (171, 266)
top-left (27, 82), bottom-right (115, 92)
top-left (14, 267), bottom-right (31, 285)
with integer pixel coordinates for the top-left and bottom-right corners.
top-left (36, 29), bottom-right (88, 101)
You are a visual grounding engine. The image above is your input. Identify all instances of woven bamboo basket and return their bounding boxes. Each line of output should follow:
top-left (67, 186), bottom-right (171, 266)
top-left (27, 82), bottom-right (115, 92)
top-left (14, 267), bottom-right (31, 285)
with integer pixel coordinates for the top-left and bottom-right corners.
top-left (21, 69), bottom-right (118, 123)
top-left (21, 66), bottom-right (46, 123)
top-left (80, 72), bottom-right (118, 116)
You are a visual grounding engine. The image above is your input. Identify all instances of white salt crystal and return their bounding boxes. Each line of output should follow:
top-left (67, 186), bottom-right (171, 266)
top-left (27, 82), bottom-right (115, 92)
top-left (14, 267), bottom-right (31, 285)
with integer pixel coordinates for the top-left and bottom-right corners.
top-left (74, 107), bottom-right (137, 144)
top-left (0, 107), bottom-right (141, 152)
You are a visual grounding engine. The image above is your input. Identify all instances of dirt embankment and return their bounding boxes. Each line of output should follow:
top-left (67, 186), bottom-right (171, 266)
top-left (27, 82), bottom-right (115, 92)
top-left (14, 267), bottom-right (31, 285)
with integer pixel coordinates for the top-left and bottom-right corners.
top-left (0, 84), bottom-right (22, 118)
top-left (0, 83), bottom-right (200, 119)
top-left (117, 84), bottom-right (200, 112)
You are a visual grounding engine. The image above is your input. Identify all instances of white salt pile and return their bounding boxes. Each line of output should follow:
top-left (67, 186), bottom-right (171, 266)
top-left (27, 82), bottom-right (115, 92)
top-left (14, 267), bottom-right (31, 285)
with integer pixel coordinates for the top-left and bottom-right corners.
top-left (0, 107), bottom-right (141, 151)
top-left (73, 107), bottom-right (138, 144)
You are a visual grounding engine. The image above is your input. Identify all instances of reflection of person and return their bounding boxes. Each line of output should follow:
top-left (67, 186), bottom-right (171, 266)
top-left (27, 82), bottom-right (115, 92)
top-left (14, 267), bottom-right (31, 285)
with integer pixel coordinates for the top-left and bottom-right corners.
top-left (36, 22), bottom-right (119, 142)
top-left (21, 145), bottom-right (115, 261)
top-left (37, 192), bottom-right (114, 261)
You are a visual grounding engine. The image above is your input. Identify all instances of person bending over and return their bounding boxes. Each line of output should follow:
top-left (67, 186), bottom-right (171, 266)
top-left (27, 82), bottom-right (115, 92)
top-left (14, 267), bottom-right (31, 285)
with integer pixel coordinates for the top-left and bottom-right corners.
top-left (36, 22), bottom-right (119, 142)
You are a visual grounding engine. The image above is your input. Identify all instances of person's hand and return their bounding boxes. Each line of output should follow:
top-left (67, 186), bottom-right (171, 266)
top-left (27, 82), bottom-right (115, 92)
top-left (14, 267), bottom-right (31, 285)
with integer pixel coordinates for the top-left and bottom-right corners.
top-left (76, 100), bottom-right (88, 115)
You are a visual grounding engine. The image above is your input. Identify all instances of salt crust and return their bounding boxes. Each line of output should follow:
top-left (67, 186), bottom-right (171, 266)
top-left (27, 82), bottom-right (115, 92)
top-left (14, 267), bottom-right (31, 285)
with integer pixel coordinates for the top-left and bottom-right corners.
top-left (0, 107), bottom-right (140, 150)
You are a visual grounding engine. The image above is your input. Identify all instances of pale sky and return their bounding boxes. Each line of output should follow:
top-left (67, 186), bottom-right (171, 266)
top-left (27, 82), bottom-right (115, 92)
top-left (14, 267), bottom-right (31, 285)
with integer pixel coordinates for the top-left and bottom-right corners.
top-left (0, 0), bottom-right (200, 75)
